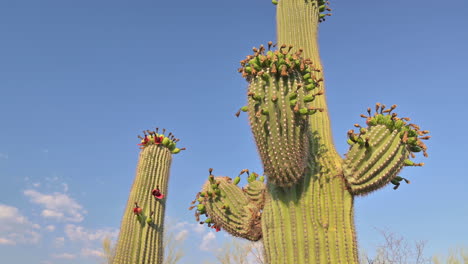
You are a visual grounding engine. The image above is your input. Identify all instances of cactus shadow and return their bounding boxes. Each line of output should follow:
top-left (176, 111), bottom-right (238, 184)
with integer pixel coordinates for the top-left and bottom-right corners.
top-left (274, 131), bottom-right (332, 202)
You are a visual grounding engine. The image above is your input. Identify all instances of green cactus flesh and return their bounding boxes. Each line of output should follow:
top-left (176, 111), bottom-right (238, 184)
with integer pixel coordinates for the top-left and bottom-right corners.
top-left (113, 129), bottom-right (183, 264)
top-left (190, 170), bottom-right (264, 241)
top-left (239, 44), bottom-right (324, 187)
top-left (192, 0), bottom-right (430, 263)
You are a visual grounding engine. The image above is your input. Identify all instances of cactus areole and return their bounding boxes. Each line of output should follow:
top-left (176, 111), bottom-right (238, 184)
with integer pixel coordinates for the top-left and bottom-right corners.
top-left (192, 1), bottom-right (430, 264)
top-left (113, 129), bottom-right (184, 264)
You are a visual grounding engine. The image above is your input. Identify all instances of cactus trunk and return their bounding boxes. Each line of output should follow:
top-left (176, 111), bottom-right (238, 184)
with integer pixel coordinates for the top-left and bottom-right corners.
top-left (113, 130), bottom-right (184, 264)
top-left (192, 1), bottom-right (429, 263)
top-left (263, 169), bottom-right (357, 263)
top-left (261, 2), bottom-right (358, 263)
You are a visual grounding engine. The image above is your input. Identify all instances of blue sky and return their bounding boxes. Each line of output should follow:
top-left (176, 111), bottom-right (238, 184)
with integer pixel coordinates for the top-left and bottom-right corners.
top-left (0, 0), bottom-right (467, 263)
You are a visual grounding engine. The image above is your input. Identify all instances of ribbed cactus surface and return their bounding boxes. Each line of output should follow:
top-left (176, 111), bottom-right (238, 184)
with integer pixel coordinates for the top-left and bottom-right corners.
top-left (191, 0), bottom-right (430, 263)
top-left (113, 129), bottom-right (184, 264)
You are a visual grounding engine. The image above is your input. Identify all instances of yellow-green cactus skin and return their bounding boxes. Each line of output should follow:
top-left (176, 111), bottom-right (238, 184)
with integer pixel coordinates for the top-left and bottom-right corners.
top-left (191, 1), bottom-right (430, 263)
top-left (113, 129), bottom-right (184, 264)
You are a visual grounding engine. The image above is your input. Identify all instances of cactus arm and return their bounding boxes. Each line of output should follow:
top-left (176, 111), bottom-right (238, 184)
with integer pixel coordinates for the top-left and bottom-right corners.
top-left (343, 105), bottom-right (429, 195)
top-left (190, 170), bottom-right (265, 241)
top-left (113, 130), bottom-right (184, 264)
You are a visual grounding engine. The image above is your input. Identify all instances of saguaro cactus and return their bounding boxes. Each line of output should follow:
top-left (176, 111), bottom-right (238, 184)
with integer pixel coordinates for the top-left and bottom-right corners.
top-left (191, 1), bottom-right (430, 263)
top-left (113, 129), bottom-right (184, 264)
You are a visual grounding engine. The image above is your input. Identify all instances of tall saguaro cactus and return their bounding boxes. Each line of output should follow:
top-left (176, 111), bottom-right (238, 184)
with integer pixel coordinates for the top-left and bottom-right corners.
top-left (191, 1), bottom-right (430, 263)
top-left (113, 129), bottom-right (184, 264)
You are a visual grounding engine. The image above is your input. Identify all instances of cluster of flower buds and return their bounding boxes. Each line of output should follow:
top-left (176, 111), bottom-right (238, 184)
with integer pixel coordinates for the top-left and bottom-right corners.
top-left (137, 128), bottom-right (186, 154)
top-left (318, 0), bottom-right (332, 22)
top-left (239, 42), bottom-right (320, 82)
top-left (348, 103), bottom-right (430, 158)
top-left (365, 103), bottom-right (429, 157)
top-left (235, 42), bottom-right (324, 118)
top-left (232, 169), bottom-right (265, 185)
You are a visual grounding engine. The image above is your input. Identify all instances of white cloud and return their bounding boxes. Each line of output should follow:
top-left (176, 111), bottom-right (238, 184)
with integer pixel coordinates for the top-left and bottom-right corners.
top-left (46, 225), bottom-right (56, 232)
top-left (0, 238), bottom-right (15, 245)
top-left (0, 204), bottom-right (41, 245)
top-left (62, 183), bottom-right (69, 193)
top-left (54, 237), bottom-right (65, 248)
top-left (171, 221), bottom-right (189, 230)
top-left (64, 224), bottom-right (118, 243)
top-left (81, 248), bottom-right (105, 258)
top-left (200, 231), bottom-right (216, 251)
top-left (167, 219), bottom-right (205, 235)
top-left (41, 209), bottom-right (64, 219)
top-left (51, 253), bottom-right (76, 259)
top-left (192, 222), bottom-right (205, 234)
top-left (32, 182), bottom-right (41, 188)
top-left (175, 229), bottom-right (189, 241)
top-left (23, 189), bottom-right (86, 222)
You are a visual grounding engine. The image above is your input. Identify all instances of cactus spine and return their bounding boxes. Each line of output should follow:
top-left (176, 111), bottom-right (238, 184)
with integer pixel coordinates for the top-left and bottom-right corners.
top-left (113, 129), bottom-right (184, 264)
top-left (192, 1), bottom-right (430, 263)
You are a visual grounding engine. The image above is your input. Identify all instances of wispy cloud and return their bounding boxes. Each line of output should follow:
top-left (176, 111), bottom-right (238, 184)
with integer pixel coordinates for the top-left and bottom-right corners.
top-left (175, 229), bottom-right (189, 241)
top-left (51, 253), bottom-right (76, 259)
top-left (0, 204), bottom-right (41, 245)
top-left (45, 225), bottom-right (56, 232)
top-left (0, 153), bottom-right (8, 159)
top-left (200, 231), bottom-right (216, 251)
top-left (64, 224), bottom-right (118, 243)
top-left (165, 218), bottom-right (209, 244)
top-left (81, 248), bottom-right (105, 258)
top-left (23, 189), bottom-right (86, 222)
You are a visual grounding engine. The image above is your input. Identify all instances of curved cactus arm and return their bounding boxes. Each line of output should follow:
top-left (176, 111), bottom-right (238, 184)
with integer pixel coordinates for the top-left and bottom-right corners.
top-left (113, 129), bottom-right (185, 264)
top-left (237, 44), bottom-right (324, 187)
top-left (190, 169), bottom-right (266, 241)
top-left (243, 172), bottom-right (267, 209)
top-left (342, 104), bottom-right (430, 195)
